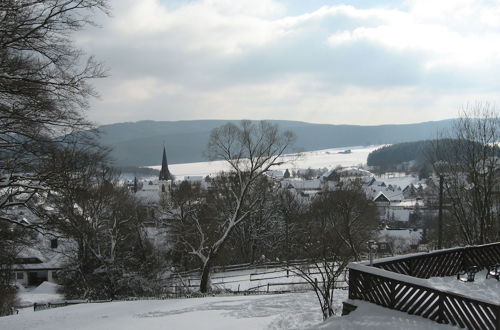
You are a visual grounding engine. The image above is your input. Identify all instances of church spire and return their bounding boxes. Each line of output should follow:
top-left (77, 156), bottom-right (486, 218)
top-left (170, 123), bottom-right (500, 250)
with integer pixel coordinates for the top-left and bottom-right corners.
top-left (159, 146), bottom-right (172, 181)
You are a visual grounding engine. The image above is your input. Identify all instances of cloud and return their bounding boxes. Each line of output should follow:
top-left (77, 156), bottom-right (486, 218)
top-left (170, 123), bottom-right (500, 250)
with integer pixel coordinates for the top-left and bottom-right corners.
top-left (325, 4), bottom-right (500, 69)
top-left (109, 0), bottom-right (287, 55)
top-left (101, 78), bottom-right (184, 104)
top-left (79, 0), bottom-right (500, 125)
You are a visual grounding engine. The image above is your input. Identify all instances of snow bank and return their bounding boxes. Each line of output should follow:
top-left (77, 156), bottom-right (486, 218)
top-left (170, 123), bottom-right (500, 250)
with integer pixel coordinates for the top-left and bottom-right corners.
top-left (31, 282), bottom-right (61, 295)
top-left (16, 282), bottom-right (63, 307)
top-left (310, 300), bottom-right (456, 329)
top-left (428, 270), bottom-right (500, 304)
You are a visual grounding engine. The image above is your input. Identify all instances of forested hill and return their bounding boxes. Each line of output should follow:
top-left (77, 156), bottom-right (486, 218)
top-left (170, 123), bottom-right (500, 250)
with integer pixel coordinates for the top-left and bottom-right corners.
top-left (95, 119), bottom-right (455, 166)
top-left (367, 139), bottom-right (500, 174)
top-left (367, 141), bottom-right (432, 170)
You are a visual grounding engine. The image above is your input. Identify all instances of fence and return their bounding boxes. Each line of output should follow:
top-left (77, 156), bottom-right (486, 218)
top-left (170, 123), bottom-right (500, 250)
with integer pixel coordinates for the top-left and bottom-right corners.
top-left (31, 260), bottom-right (348, 312)
top-left (170, 260), bottom-right (348, 294)
top-left (348, 242), bottom-right (500, 330)
top-left (31, 291), bottom-right (301, 312)
top-left (372, 242), bottom-right (500, 278)
top-left (33, 300), bottom-right (109, 312)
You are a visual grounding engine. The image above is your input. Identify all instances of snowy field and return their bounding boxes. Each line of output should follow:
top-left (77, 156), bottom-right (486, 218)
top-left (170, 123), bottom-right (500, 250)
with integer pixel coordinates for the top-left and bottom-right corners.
top-left (2, 291), bottom-right (458, 330)
top-left (5, 292), bottom-right (327, 330)
top-left (150, 145), bottom-right (383, 179)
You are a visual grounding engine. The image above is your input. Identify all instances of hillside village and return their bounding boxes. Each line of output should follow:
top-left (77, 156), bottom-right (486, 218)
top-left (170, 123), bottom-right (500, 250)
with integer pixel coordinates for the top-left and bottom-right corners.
top-left (2, 1), bottom-right (500, 329)
top-left (11, 145), bottom-right (436, 290)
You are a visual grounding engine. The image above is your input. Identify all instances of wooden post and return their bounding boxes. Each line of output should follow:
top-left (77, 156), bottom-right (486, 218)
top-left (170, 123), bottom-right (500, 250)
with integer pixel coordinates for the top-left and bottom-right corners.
top-left (388, 280), bottom-right (396, 309)
top-left (348, 269), bottom-right (356, 300)
top-left (495, 305), bottom-right (500, 330)
top-left (437, 292), bottom-right (445, 324)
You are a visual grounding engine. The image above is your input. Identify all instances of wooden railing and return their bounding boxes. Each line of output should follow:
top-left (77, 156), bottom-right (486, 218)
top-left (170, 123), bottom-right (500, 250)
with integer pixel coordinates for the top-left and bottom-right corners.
top-left (372, 243), bottom-right (500, 278)
top-left (348, 242), bottom-right (500, 330)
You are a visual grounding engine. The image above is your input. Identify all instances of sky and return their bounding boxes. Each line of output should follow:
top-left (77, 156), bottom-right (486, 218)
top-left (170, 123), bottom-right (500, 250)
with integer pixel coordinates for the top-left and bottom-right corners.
top-left (78, 0), bottom-right (500, 126)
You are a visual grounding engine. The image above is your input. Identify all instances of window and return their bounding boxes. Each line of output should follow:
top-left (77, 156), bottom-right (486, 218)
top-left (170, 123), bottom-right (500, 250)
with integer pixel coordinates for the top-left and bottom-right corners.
top-left (15, 257), bottom-right (42, 264)
top-left (50, 238), bottom-right (58, 249)
top-left (17, 272), bottom-right (23, 280)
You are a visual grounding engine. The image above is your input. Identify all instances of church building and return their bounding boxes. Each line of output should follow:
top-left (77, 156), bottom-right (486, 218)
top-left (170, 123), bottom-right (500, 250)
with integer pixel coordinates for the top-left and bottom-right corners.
top-left (159, 146), bottom-right (173, 193)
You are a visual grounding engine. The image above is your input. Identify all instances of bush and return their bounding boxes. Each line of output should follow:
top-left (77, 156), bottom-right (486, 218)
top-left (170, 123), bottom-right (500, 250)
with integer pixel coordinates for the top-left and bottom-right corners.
top-left (57, 267), bottom-right (162, 300)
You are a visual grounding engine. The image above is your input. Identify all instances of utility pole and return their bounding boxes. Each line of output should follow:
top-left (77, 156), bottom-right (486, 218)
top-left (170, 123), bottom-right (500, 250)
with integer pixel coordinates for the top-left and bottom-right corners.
top-left (438, 174), bottom-right (444, 249)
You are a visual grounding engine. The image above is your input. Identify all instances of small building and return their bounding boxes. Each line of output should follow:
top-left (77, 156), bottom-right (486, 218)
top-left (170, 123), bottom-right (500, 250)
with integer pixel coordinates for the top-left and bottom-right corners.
top-left (12, 239), bottom-right (65, 287)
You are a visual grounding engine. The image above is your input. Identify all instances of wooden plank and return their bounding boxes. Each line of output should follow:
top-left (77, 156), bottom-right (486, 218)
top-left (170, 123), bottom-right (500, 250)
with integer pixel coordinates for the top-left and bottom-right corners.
top-left (455, 297), bottom-right (482, 330)
top-left (443, 296), bottom-right (466, 328)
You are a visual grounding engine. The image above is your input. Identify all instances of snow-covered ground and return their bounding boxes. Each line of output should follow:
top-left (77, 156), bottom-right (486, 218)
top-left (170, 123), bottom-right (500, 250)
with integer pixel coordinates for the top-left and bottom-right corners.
top-left (5, 292), bottom-right (327, 330)
top-left (150, 145), bottom-right (383, 179)
top-left (16, 282), bottom-right (64, 307)
top-left (3, 291), bottom-right (458, 330)
top-left (428, 270), bottom-right (500, 304)
top-left (314, 300), bottom-right (456, 330)
top-left (374, 173), bottom-right (421, 189)
top-left (5, 269), bottom-right (466, 330)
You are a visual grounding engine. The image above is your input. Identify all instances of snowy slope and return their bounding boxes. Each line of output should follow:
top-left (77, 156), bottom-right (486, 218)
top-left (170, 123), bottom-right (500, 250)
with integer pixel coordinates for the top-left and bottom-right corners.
top-left (150, 145), bottom-right (383, 179)
top-left (5, 292), bottom-right (325, 330)
top-left (3, 291), bottom-right (458, 330)
top-left (312, 300), bottom-right (457, 330)
top-left (16, 282), bottom-right (64, 307)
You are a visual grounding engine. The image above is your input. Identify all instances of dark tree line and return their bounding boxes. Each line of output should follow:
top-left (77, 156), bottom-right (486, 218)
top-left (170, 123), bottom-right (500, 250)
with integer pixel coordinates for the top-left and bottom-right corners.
top-left (41, 143), bottom-right (160, 299)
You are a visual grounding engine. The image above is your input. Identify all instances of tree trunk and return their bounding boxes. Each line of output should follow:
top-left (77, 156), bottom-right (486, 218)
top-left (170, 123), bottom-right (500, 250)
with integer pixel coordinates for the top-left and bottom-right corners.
top-left (199, 258), bottom-right (212, 293)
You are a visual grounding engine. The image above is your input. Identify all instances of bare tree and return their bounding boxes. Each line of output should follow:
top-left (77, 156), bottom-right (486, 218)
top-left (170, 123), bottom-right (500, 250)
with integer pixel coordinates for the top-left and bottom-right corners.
top-left (428, 104), bottom-right (500, 245)
top-left (310, 183), bottom-right (378, 260)
top-left (287, 183), bottom-right (377, 320)
top-left (215, 177), bottom-right (281, 265)
top-left (275, 187), bottom-right (308, 264)
top-left (0, 0), bottom-right (109, 228)
top-left (171, 121), bottom-right (295, 292)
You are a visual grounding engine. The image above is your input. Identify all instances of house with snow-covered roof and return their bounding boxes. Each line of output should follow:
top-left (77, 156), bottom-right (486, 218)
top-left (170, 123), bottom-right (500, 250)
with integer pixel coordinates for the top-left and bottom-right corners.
top-left (12, 239), bottom-right (66, 287)
top-left (322, 166), bottom-right (374, 183)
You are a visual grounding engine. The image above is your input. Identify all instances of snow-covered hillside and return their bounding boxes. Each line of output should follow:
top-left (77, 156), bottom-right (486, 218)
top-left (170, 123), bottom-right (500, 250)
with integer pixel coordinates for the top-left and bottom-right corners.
top-left (150, 145), bottom-right (383, 179)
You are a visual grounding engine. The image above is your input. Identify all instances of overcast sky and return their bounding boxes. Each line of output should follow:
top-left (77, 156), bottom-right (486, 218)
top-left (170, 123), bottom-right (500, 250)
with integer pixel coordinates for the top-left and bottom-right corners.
top-left (78, 0), bottom-right (500, 126)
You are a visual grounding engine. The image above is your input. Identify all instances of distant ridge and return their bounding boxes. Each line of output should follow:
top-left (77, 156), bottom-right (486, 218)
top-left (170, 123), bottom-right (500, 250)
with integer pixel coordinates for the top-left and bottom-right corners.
top-left (95, 119), bottom-right (456, 166)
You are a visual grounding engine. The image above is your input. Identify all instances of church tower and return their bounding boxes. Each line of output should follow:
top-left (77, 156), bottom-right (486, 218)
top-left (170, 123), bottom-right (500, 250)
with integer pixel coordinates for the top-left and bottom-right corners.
top-left (159, 146), bottom-right (173, 193)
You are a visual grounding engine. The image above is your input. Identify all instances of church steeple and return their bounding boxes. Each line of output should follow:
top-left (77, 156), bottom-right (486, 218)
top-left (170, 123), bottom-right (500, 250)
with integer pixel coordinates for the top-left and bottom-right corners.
top-left (159, 146), bottom-right (173, 181)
